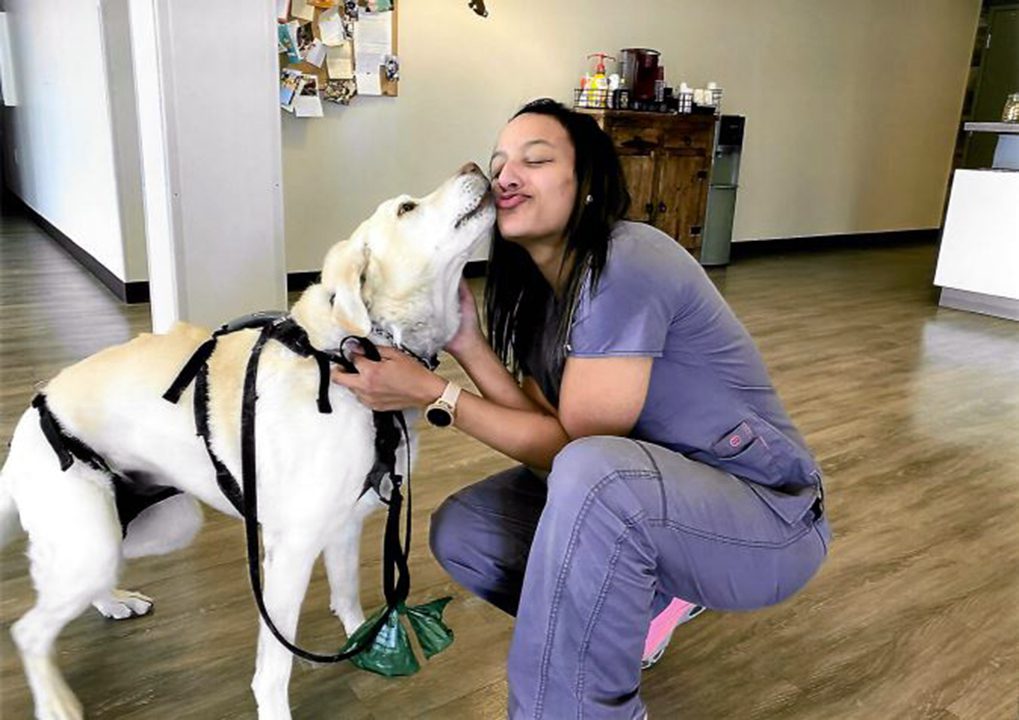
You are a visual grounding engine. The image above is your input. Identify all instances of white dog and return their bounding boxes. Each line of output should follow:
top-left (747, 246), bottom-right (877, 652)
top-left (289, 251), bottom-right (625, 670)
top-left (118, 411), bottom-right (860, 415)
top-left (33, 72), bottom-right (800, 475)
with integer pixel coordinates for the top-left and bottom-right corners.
top-left (0, 163), bottom-right (495, 720)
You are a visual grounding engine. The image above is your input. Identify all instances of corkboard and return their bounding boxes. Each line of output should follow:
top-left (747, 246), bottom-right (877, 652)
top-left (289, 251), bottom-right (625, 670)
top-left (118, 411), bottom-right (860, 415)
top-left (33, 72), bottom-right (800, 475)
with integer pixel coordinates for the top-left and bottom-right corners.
top-left (279, 0), bottom-right (398, 102)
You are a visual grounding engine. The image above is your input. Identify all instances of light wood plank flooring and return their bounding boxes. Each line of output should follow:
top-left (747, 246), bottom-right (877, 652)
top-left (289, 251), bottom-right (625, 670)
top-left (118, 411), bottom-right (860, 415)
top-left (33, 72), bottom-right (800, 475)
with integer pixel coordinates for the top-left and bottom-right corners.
top-left (1, 209), bottom-right (1017, 719)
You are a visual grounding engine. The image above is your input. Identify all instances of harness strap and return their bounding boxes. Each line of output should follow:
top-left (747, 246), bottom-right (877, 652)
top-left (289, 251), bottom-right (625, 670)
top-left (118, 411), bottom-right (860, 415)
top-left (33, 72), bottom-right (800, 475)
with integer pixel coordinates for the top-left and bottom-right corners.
top-left (194, 363), bottom-right (244, 515)
top-left (164, 313), bottom-right (347, 416)
top-left (31, 395), bottom-right (77, 472)
top-left (32, 394), bottom-right (182, 537)
top-left (163, 337), bottom-right (218, 404)
top-left (32, 394), bottom-right (116, 475)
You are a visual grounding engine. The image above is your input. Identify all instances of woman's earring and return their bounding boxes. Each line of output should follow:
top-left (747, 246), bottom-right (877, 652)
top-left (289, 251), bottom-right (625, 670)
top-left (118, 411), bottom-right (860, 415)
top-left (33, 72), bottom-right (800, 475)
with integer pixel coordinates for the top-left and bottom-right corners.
top-left (584, 194), bottom-right (593, 205)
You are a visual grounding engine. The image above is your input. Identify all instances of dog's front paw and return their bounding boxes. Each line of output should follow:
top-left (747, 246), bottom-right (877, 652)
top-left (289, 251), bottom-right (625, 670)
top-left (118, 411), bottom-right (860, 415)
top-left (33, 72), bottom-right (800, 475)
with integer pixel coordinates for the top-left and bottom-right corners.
top-left (92, 589), bottom-right (154, 620)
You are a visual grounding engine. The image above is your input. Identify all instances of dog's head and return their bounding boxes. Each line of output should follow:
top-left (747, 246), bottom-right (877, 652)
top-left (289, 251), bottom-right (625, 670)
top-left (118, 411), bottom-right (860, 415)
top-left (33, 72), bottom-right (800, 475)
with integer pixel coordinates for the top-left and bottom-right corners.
top-left (292, 163), bottom-right (495, 356)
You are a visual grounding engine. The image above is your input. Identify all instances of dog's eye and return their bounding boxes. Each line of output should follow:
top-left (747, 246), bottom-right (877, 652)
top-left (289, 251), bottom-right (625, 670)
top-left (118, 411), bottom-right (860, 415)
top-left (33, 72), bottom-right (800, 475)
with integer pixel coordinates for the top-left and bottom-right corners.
top-left (397, 201), bottom-right (417, 217)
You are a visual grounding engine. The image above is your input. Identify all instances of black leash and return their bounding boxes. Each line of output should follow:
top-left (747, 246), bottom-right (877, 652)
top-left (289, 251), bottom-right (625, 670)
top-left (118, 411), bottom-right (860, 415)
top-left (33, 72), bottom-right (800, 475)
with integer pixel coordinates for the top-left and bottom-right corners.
top-left (163, 312), bottom-right (420, 663)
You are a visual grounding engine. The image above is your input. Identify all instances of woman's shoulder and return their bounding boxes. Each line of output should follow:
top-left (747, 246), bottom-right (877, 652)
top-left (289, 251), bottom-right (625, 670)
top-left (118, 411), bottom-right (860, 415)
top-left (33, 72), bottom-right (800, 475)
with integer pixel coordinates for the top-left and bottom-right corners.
top-left (597, 221), bottom-right (698, 288)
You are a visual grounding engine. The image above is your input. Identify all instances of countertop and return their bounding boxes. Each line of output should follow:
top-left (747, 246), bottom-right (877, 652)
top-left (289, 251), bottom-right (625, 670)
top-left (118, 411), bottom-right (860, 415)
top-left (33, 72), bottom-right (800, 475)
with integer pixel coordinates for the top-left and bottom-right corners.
top-left (963, 121), bottom-right (1019, 134)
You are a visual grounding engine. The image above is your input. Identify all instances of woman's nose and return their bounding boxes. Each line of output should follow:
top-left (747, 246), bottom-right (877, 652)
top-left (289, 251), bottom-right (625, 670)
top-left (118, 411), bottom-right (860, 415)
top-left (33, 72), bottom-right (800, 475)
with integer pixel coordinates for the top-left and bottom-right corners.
top-left (494, 161), bottom-right (521, 191)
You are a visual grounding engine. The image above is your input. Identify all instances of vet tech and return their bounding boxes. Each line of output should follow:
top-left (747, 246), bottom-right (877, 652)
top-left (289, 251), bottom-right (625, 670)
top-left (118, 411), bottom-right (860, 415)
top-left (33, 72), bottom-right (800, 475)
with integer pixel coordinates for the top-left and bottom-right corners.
top-left (333, 99), bottom-right (830, 719)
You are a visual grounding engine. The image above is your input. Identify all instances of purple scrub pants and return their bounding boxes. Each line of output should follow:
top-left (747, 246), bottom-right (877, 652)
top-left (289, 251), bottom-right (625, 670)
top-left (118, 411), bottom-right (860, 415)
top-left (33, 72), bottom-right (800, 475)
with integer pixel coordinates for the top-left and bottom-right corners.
top-left (429, 436), bottom-right (830, 719)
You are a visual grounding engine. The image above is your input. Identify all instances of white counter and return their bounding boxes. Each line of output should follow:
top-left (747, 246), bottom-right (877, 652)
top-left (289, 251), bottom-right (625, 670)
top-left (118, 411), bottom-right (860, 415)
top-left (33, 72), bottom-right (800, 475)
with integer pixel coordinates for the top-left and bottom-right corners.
top-left (964, 121), bottom-right (1019, 169)
top-left (963, 122), bottom-right (1019, 134)
top-left (934, 169), bottom-right (1019, 321)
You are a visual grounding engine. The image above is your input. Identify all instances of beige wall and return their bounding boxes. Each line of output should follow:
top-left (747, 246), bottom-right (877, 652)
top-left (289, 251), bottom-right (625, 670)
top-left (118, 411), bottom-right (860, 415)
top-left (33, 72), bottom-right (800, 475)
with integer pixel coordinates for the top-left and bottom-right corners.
top-left (282, 0), bottom-right (980, 271)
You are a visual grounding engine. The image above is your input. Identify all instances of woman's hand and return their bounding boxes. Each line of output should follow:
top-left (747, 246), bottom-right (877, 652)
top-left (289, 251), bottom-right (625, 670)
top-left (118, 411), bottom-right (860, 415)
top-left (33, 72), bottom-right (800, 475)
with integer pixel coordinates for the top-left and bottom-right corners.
top-left (444, 278), bottom-right (485, 360)
top-left (331, 346), bottom-right (446, 411)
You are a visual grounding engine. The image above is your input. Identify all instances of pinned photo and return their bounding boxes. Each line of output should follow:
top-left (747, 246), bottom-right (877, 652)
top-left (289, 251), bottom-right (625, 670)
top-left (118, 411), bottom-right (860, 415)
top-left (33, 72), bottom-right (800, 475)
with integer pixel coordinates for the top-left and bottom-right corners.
top-left (323, 79), bottom-right (357, 105)
top-left (304, 38), bottom-right (327, 67)
top-left (279, 69), bottom-right (306, 112)
top-left (295, 22), bottom-right (315, 56)
top-left (279, 23), bottom-right (300, 64)
top-left (383, 54), bottom-right (399, 82)
top-left (294, 74), bottom-right (324, 117)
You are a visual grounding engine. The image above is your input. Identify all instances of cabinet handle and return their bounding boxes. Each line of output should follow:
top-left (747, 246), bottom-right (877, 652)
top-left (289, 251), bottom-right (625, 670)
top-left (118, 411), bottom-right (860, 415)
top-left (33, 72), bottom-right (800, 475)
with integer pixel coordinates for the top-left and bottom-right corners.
top-left (696, 169), bottom-right (709, 180)
top-left (690, 225), bottom-right (703, 236)
top-left (621, 137), bottom-right (655, 151)
top-left (658, 201), bottom-right (667, 214)
top-left (645, 202), bottom-right (654, 216)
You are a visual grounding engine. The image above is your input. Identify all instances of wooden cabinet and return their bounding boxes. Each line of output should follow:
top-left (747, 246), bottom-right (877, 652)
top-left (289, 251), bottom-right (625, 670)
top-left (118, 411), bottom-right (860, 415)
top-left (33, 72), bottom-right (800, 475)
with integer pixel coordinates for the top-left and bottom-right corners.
top-left (580, 110), bottom-right (715, 257)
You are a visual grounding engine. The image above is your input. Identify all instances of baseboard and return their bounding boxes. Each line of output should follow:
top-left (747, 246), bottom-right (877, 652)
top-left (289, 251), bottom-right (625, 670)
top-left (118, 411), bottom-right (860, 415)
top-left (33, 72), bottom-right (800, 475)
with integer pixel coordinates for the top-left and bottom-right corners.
top-left (13, 195), bottom-right (150, 303)
top-left (938, 287), bottom-right (1019, 322)
top-left (730, 228), bottom-right (939, 259)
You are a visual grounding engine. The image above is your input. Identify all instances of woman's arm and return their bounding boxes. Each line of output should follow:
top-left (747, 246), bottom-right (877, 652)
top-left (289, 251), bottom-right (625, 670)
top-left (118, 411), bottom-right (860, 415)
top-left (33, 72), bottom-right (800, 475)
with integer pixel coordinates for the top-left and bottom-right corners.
top-left (448, 389), bottom-right (568, 470)
top-left (442, 278), bottom-right (543, 413)
top-left (447, 338), bottom-right (544, 413)
top-left (330, 346), bottom-right (569, 469)
top-left (558, 356), bottom-right (653, 438)
top-left (331, 348), bottom-right (654, 471)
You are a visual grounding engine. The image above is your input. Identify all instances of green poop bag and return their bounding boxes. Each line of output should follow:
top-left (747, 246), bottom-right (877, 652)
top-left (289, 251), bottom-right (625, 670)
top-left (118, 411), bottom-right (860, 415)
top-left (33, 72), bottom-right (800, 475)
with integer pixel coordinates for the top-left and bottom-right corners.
top-left (342, 597), bottom-right (454, 677)
top-left (405, 597), bottom-right (454, 658)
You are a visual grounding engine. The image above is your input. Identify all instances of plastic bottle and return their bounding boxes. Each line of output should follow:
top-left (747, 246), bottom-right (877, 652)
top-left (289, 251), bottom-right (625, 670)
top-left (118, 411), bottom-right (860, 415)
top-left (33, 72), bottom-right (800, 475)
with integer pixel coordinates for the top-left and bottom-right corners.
top-left (707, 81), bottom-right (723, 111)
top-left (678, 82), bottom-right (693, 113)
top-left (587, 53), bottom-right (615, 108)
top-left (654, 66), bottom-right (666, 105)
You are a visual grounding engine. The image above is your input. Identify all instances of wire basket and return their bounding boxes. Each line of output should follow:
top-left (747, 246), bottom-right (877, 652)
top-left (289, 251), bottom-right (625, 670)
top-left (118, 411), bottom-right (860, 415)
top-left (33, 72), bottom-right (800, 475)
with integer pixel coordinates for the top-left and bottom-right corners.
top-left (574, 87), bottom-right (611, 109)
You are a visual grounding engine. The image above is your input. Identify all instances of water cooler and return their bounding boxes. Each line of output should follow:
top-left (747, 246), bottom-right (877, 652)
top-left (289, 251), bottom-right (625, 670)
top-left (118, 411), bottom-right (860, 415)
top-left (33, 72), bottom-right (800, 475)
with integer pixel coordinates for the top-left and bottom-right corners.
top-left (700, 115), bottom-right (746, 267)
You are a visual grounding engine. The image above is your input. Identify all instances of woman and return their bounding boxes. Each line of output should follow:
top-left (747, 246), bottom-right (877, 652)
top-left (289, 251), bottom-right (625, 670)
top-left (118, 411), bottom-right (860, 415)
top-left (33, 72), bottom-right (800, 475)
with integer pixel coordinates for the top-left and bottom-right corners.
top-left (332, 99), bottom-right (830, 719)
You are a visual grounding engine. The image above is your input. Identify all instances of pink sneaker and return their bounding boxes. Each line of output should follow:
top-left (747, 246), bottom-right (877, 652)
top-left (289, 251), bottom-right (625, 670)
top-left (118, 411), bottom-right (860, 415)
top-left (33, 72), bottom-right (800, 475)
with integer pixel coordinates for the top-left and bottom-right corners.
top-left (641, 598), bottom-right (705, 669)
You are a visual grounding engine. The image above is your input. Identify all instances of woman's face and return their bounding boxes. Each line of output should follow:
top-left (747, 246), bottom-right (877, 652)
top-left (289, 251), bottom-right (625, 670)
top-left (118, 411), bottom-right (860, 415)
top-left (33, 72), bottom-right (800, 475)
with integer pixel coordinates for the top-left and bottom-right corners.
top-left (489, 113), bottom-right (577, 246)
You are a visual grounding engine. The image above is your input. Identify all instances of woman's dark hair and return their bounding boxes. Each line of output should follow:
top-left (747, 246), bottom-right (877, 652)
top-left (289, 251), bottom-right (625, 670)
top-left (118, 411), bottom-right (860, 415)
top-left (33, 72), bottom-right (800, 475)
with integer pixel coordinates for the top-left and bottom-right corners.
top-left (484, 98), bottom-right (631, 379)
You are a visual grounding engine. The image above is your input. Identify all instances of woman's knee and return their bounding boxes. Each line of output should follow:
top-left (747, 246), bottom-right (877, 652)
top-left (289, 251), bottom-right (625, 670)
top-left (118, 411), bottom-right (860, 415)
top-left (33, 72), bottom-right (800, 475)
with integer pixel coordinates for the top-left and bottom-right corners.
top-left (547, 435), bottom-right (652, 504)
top-left (428, 494), bottom-right (468, 570)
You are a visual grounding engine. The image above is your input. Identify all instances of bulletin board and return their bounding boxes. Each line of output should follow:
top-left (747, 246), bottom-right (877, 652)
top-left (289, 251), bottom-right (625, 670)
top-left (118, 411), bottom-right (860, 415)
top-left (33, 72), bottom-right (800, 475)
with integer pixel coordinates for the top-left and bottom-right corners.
top-left (277, 0), bottom-right (398, 116)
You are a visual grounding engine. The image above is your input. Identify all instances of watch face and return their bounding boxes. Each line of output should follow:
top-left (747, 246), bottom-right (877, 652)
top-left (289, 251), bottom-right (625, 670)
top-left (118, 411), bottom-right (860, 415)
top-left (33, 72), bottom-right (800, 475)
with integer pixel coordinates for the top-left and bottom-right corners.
top-left (426, 406), bottom-right (453, 427)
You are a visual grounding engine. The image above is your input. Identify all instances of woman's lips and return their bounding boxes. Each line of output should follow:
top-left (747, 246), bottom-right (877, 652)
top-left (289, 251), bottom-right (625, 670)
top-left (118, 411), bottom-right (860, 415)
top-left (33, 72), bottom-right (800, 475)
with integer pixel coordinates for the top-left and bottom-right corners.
top-left (496, 194), bottom-right (527, 210)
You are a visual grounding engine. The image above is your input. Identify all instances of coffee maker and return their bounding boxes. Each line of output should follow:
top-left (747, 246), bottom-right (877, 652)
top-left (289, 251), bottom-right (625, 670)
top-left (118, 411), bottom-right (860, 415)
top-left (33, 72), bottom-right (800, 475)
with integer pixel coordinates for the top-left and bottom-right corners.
top-left (620, 48), bottom-right (660, 109)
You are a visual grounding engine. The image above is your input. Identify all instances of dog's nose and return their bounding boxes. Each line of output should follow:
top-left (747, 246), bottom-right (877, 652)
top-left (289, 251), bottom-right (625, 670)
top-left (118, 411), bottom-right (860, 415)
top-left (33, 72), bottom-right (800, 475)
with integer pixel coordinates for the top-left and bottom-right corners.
top-left (458, 162), bottom-right (484, 177)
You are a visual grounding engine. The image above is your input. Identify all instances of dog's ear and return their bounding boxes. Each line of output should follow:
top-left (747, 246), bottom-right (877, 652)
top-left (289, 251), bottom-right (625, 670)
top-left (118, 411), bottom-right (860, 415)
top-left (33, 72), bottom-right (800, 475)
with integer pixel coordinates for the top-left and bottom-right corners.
top-left (322, 234), bottom-right (372, 336)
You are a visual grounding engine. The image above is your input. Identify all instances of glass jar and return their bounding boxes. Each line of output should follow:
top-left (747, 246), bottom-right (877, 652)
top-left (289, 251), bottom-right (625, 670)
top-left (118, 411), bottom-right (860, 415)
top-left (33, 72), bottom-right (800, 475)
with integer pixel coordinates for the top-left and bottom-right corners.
top-left (1003, 92), bottom-right (1019, 123)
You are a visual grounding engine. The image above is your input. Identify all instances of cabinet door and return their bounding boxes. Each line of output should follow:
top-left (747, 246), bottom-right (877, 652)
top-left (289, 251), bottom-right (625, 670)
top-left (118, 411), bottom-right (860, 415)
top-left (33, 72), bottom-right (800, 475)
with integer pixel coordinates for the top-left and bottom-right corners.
top-left (618, 153), bottom-right (656, 222)
top-left (653, 151), bottom-right (710, 254)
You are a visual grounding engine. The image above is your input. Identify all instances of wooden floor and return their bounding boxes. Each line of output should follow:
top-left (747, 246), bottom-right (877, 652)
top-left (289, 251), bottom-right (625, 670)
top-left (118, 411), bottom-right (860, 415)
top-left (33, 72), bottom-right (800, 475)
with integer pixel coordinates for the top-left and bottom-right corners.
top-left (1, 206), bottom-right (1017, 719)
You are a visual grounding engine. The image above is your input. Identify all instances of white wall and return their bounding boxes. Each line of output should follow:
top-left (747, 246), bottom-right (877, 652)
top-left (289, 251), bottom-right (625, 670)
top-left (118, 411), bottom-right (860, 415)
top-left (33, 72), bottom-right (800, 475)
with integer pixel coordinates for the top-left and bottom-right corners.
top-left (0, 0), bottom-right (983, 282)
top-left (1, 0), bottom-right (131, 280)
top-left (282, 0), bottom-right (981, 271)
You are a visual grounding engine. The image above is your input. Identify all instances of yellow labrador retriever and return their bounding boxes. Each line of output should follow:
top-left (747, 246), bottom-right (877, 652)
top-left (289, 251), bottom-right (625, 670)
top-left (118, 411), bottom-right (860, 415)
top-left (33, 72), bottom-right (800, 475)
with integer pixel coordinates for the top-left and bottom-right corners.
top-left (0, 163), bottom-right (494, 720)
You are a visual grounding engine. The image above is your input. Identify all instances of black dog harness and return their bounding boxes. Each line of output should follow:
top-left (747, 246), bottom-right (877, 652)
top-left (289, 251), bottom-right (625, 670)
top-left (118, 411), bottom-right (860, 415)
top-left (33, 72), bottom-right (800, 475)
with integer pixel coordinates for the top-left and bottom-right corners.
top-left (31, 394), bottom-right (181, 537)
top-left (34, 311), bottom-right (440, 666)
top-left (160, 311), bottom-right (434, 663)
